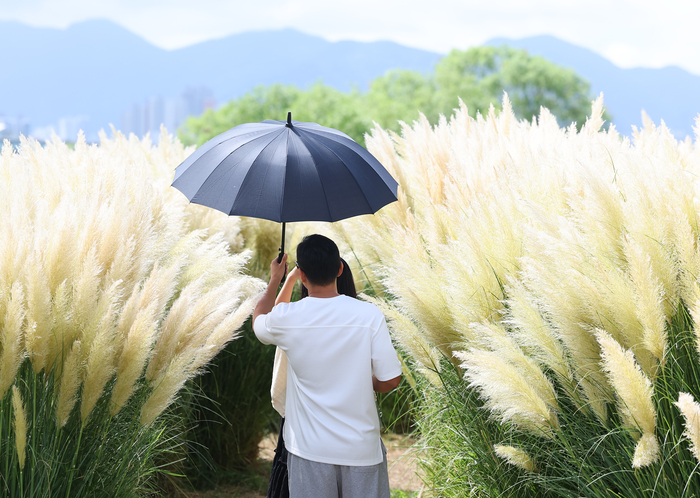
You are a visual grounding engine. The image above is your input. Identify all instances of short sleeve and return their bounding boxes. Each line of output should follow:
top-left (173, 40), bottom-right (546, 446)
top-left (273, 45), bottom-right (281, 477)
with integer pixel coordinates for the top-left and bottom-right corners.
top-left (253, 313), bottom-right (275, 345)
top-left (371, 317), bottom-right (403, 381)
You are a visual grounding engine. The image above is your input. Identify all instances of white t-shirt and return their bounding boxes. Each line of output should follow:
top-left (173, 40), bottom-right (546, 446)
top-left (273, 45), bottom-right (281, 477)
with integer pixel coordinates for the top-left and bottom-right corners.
top-left (254, 295), bottom-right (402, 466)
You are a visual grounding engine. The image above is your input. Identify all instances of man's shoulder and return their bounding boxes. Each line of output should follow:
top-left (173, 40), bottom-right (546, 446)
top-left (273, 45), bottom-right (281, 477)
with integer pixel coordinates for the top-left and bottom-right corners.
top-left (334, 296), bottom-right (385, 319)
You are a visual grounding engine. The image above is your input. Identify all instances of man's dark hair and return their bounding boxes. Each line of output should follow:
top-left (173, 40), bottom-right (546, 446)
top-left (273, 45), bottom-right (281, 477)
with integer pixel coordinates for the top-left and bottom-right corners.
top-left (296, 234), bottom-right (341, 286)
top-left (301, 257), bottom-right (356, 299)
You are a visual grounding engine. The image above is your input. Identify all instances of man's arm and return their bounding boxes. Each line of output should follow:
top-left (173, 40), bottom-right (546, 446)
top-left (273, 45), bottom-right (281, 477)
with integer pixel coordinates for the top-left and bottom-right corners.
top-left (373, 374), bottom-right (401, 393)
top-left (275, 266), bottom-right (300, 305)
top-left (253, 254), bottom-right (288, 322)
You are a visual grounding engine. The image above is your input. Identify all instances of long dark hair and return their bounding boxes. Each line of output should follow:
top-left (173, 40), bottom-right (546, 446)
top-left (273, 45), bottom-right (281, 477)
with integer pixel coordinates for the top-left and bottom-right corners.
top-left (301, 257), bottom-right (356, 298)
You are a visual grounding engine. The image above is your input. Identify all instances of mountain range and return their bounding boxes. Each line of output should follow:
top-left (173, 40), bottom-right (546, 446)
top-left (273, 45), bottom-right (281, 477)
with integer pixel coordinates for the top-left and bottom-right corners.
top-left (486, 35), bottom-right (700, 139)
top-left (2, 19), bottom-right (699, 140)
top-left (1, 19), bottom-right (439, 140)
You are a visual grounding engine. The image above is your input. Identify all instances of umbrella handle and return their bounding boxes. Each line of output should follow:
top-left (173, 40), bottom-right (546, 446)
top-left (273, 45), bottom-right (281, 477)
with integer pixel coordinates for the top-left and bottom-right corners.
top-left (277, 222), bottom-right (286, 286)
top-left (277, 222), bottom-right (286, 263)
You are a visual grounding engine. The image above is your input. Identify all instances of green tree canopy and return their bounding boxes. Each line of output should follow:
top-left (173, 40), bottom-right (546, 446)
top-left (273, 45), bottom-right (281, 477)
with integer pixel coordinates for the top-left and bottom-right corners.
top-left (364, 69), bottom-right (437, 129)
top-left (434, 46), bottom-right (603, 127)
top-left (179, 46), bottom-right (609, 147)
top-left (179, 83), bottom-right (370, 146)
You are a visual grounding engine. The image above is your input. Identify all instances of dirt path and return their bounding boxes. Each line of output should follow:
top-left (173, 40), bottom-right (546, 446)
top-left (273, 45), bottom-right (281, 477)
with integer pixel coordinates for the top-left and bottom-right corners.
top-left (181, 433), bottom-right (422, 498)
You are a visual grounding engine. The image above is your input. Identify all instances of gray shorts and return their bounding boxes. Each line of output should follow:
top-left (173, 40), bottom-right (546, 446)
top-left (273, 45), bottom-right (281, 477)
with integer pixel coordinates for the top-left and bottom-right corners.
top-left (287, 442), bottom-right (390, 498)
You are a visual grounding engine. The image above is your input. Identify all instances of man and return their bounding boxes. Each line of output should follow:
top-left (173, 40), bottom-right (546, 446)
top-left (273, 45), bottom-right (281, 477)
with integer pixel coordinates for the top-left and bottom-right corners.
top-left (253, 234), bottom-right (402, 498)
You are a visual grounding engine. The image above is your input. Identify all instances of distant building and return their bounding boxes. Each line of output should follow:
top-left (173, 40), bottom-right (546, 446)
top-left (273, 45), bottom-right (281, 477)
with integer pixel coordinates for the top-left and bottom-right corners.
top-left (0, 114), bottom-right (31, 142)
top-left (27, 115), bottom-right (89, 143)
top-left (121, 103), bottom-right (144, 138)
top-left (144, 96), bottom-right (165, 138)
top-left (120, 86), bottom-right (216, 139)
top-left (57, 116), bottom-right (89, 142)
top-left (180, 86), bottom-right (216, 119)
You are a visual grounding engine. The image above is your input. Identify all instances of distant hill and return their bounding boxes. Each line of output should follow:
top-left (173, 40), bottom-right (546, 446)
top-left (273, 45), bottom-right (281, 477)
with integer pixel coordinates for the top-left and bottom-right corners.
top-left (486, 35), bottom-right (700, 138)
top-left (2, 21), bottom-right (699, 140)
top-left (1, 20), bottom-right (440, 139)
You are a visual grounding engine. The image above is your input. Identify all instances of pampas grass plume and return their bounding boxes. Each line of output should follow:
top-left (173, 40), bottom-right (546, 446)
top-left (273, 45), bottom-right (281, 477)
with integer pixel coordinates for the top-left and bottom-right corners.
top-left (596, 330), bottom-right (656, 435)
top-left (0, 283), bottom-right (26, 398)
top-left (494, 444), bottom-right (536, 472)
top-left (12, 385), bottom-right (27, 470)
top-left (675, 392), bottom-right (700, 464)
top-left (80, 284), bottom-right (120, 423)
top-left (633, 433), bottom-right (660, 469)
top-left (596, 330), bottom-right (658, 466)
top-left (110, 302), bottom-right (159, 416)
top-left (625, 238), bottom-right (667, 363)
top-left (140, 355), bottom-right (192, 426)
top-left (57, 341), bottom-right (82, 427)
top-left (456, 348), bottom-right (558, 437)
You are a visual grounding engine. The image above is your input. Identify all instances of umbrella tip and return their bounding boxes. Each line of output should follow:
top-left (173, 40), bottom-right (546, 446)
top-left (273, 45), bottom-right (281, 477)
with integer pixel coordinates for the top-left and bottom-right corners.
top-left (286, 112), bottom-right (292, 127)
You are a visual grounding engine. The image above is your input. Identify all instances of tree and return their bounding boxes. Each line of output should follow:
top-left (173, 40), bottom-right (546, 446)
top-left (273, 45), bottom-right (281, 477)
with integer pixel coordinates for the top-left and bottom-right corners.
top-left (179, 46), bottom-right (609, 147)
top-left (434, 46), bottom-right (609, 127)
top-left (179, 83), bottom-right (370, 146)
top-left (364, 69), bottom-right (437, 131)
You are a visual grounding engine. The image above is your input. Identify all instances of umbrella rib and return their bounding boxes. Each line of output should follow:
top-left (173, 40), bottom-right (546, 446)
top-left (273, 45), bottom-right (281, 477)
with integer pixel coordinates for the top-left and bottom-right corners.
top-left (292, 128), bottom-right (335, 222)
top-left (232, 129), bottom-right (288, 220)
top-left (300, 128), bottom-right (398, 191)
top-left (299, 132), bottom-right (375, 213)
top-left (177, 127), bottom-right (282, 190)
top-left (197, 131), bottom-right (281, 212)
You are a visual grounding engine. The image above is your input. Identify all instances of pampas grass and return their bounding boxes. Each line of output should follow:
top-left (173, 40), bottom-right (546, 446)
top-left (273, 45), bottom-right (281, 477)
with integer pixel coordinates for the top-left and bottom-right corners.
top-left (675, 392), bottom-right (700, 464)
top-left (494, 444), bottom-right (536, 473)
top-left (596, 330), bottom-right (658, 467)
top-left (339, 96), bottom-right (700, 495)
top-left (0, 129), bottom-right (264, 496)
top-left (11, 386), bottom-right (27, 470)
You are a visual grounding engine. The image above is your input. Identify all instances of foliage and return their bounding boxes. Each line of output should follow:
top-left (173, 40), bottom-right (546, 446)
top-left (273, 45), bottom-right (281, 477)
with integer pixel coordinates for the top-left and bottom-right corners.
top-left (375, 348), bottom-right (420, 434)
top-left (414, 358), bottom-right (531, 497)
top-left (0, 131), bottom-right (263, 496)
top-left (0, 362), bottom-right (184, 497)
top-left (365, 69), bottom-right (439, 132)
top-left (336, 96), bottom-right (700, 495)
top-left (179, 83), bottom-right (371, 146)
top-left (179, 46), bottom-right (603, 147)
top-left (434, 45), bottom-right (609, 128)
top-left (184, 318), bottom-right (278, 488)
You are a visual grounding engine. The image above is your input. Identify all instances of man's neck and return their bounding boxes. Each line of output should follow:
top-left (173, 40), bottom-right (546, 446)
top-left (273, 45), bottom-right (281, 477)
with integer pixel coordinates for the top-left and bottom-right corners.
top-left (306, 284), bottom-right (340, 299)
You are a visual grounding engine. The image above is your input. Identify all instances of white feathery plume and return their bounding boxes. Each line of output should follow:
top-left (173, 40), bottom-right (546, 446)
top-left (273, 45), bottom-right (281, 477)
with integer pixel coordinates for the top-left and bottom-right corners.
top-left (0, 283), bottom-right (27, 398)
top-left (494, 444), bottom-right (536, 473)
top-left (12, 385), bottom-right (27, 470)
top-left (57, 341), bottom-right (82, 428)
top-left (24, 256), bottom-right (53, 373)
top-left (456, 347), bottom-right (558, 438)
top-left (625, 238), bottom-right (667, 363)
top-left (470, 321), bottom-right (558, 413)
top-left (675, 392), bottom-right (700, 464)
top-left (110, 302), bottom-right (160, 415)
top-left (596, 330), bottom-right (658, 467)
top-left (362, 293), bottom-right (442, 374)
top-left (633, 433), bottom-right (660, 469)
top-left (504, 280), bottom-right (573, 389)
top-left (80, 282), bottom-right (121, 423)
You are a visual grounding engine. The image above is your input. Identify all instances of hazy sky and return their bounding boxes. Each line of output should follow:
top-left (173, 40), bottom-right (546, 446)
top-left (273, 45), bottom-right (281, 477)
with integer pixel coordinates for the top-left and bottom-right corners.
top-left (2, 0), bottom-right (699, 75)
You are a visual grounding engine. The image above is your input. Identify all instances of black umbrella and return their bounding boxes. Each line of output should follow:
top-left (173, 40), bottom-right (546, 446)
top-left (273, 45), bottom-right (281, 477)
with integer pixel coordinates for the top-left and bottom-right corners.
top-left (172, 112), bottom-right (399, 261)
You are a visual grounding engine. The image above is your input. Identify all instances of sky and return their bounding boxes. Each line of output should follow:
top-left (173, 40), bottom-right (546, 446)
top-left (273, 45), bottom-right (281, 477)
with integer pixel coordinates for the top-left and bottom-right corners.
top-left (1, 0), bottom-right (699, 75)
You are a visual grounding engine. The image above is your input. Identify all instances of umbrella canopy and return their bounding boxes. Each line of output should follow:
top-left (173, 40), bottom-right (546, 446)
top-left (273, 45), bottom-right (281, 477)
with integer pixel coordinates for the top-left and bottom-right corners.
top-left (172, 113), bottom-right (398, 224)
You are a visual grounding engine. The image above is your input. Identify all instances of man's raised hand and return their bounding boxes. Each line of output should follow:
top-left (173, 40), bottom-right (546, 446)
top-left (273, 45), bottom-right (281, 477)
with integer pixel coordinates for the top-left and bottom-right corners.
top-left (270, 253), bottom-right (288, 285)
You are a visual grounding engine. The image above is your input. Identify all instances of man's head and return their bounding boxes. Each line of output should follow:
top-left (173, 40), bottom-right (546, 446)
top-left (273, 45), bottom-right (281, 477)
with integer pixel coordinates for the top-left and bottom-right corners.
top-left (296, 234), bottom-right (341, 287)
